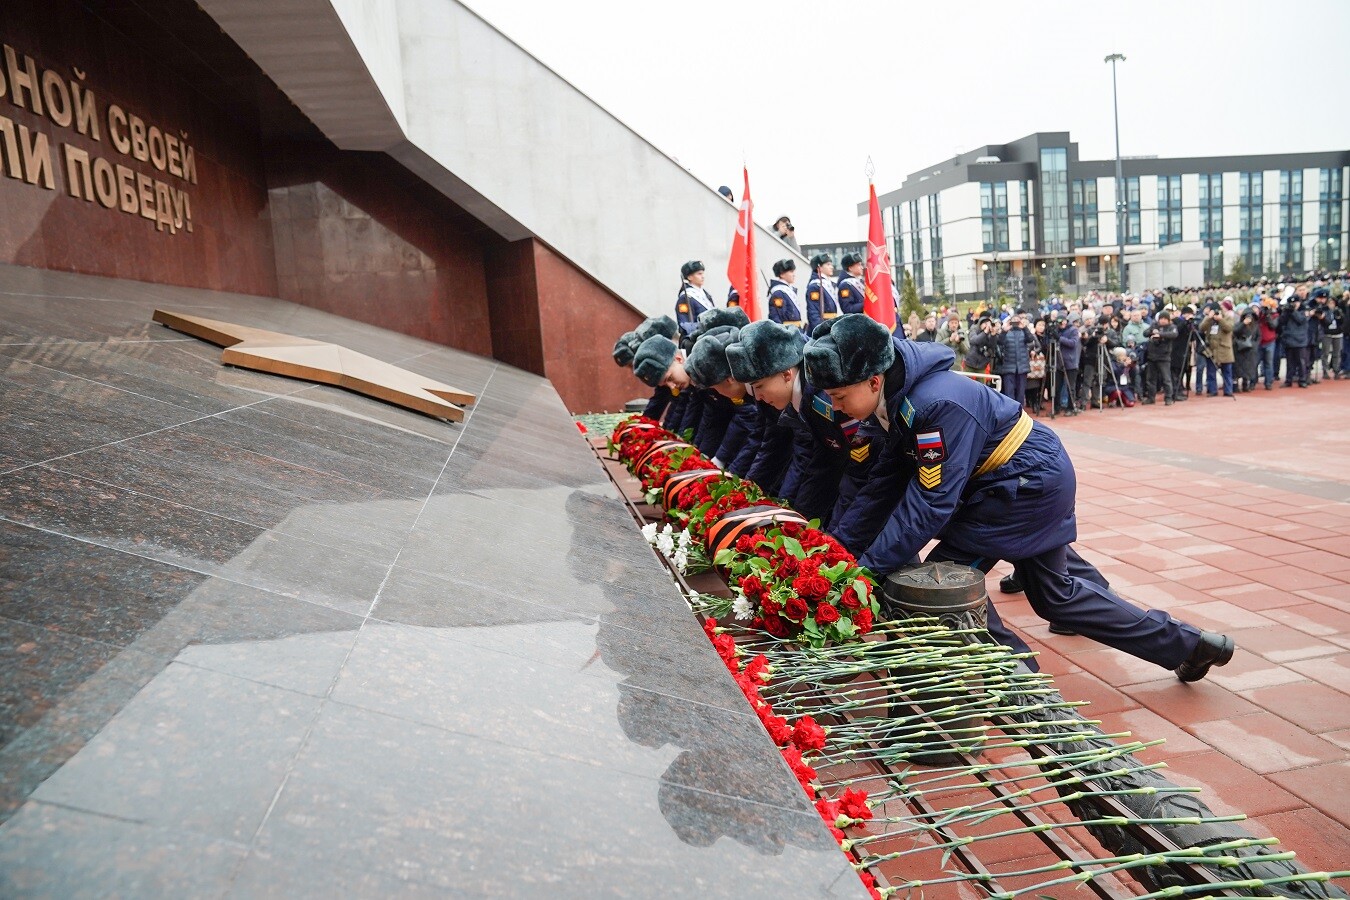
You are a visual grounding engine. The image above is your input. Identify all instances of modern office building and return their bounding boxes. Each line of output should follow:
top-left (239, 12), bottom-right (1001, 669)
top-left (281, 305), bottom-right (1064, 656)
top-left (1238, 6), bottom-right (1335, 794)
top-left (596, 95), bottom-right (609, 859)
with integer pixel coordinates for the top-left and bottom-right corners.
top-left (863, 132), bottom-right (1350, 300)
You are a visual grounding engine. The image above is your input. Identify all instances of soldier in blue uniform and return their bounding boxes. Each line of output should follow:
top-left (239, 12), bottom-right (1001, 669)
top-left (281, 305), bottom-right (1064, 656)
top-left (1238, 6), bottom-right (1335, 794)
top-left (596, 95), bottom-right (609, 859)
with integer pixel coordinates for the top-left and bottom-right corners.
top-left (804, 314), bottom-right (1237, 682)
top-left (837, 253), bottom-right (866, 315)
top-left (675, 260), bottom-right (715, 339)
top-left (804, 254), bottom-right (841, 334)
top-left (629, 316), bottom-right (683, 427)
top-left (766, 259), bottom-right (804, 330)
top-left (684, 320), bottom-right (760, 472)
top-left (725, 321), bottom-right (878, 529)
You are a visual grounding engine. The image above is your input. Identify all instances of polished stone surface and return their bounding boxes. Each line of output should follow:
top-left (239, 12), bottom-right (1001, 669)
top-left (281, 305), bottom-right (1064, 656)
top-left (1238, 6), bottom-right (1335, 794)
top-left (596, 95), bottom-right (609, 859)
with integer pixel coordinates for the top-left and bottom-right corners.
top-left (0, 264), bottom-right (862, 897)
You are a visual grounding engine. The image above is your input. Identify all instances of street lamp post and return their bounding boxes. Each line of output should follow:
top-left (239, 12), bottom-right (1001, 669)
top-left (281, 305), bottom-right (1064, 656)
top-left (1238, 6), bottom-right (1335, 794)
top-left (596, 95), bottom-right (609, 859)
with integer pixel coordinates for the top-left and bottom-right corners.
top-left (1105, 53), bottom-right (1127, 295)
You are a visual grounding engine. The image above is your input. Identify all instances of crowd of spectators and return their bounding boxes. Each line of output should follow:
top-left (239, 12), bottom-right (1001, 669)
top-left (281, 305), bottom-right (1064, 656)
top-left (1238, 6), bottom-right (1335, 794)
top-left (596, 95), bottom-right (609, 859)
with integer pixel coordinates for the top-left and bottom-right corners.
top-left (911, 273), bottom-right (1348, 416)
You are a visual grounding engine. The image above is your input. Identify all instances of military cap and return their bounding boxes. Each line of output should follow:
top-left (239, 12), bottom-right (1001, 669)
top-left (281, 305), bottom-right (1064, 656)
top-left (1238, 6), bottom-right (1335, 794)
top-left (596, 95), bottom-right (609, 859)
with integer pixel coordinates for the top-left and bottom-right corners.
top-left (632, 335), bottom-right (678, 388)
top-left (636, 315), bottom-right (678, 342)
top-left (685, 325), bottom-right (739, 387)
top-left (809, 252), bottom-right (833, 270)
top-left (725, 320), bottom-right (804, 383)
top-left (803, 314), bottom-right (896, 390)
top-left (612, 331), bottom-right (640, 367)
top-left (841, 252), bottom-right (864, 269)
top-left (680, 260), bottom-right (705, 279)
top-left (772, 258), bottom-right (796, 277)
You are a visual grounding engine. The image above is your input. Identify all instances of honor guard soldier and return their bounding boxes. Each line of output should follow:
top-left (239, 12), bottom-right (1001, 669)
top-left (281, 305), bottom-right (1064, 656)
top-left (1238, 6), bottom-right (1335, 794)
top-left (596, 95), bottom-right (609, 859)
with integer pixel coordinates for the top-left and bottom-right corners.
top-left (725, 321), bottom-right (875, 529)
top-left (804, 254), bottom-right (841, 334)
top-left (676, 260), bottom-right (715, 339)
top-left (767, 259), bottom-right (804, 330)
top-left (837, 253), bottom-right (866, 315)
top-left (805, 314), bottom-right (1236, 682)
top-left (684, 307), bottom-right (751, 460)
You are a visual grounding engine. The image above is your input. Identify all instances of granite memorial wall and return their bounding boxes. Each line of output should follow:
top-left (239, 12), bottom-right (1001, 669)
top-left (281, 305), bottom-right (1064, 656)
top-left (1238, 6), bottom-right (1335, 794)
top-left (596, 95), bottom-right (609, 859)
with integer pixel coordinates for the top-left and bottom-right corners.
top-left (0, 0), bottom-right (642, 412)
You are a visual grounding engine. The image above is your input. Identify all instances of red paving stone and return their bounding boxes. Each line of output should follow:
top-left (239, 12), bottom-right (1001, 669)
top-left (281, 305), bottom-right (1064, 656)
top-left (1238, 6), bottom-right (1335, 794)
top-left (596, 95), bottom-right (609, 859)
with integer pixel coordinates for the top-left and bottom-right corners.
top-left (1030, 385), bottom-right (1350, 874)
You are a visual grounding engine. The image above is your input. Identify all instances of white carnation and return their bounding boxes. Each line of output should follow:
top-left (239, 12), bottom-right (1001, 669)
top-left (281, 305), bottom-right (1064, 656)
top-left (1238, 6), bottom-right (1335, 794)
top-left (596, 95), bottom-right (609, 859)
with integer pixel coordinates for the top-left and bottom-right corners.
top-left (732, 596), bottom-right (754, 621)
top-left (641, 522), bottom-right (659, 544)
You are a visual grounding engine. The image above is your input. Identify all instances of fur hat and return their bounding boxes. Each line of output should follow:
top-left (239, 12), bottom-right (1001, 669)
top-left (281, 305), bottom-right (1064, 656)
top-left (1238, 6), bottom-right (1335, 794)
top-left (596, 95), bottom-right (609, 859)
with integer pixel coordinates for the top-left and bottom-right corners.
top-left (632, 335), bottom-right (677, 387)
top-left (636, 315), bottom-right (678, 342)
top-left (612, 331), bottom-right (640, 367)
top-left (803, 314), bottom-right (895, 389)
top-left (725, 320), bottom-right (804, 383)
top-left (680, 260), bottom-right (705, 280)
top-left (685, 326), bottom-right (739, 387)
top-left (696, 305), bottom-right (750, 335)
top-left (772, 258), bottom-right (796, 278)
top-left (840, 252), bottom-right (864, 269)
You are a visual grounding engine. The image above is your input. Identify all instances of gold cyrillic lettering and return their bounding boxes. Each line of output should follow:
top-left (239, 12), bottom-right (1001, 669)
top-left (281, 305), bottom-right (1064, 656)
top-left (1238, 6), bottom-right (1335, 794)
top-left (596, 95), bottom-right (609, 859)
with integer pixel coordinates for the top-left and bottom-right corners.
top-left (165, 134), bottom-right (181, 177)
top-left (181, 144), bottom-right (195, 185)
top-left (116, 163), bottom-right (137, 213)
top-left (108, 105), bottom-right (130, 155)
top-left (0, 116), bottom-right (20, 178)
top-left (172, 188), bottom-right (193, 233)
top-left (136, 172), bottom-right (155, 220)
top-left (64, 144), bottom-right (92, 200)
top-left (147, 126), bottom-right (166, 170)
top-left (19, 125), bottom-right (53, 189)
top-left (91, 156), bottom-right (117, 208)
top-left (3, 45), bottom-right (43, 115)
top-left (40, 70), bottom-right (72, 127)
top-left (72, 83), bottom-right (99, 140)
top-left (154, 181), bottom-right (176, 232)
top-left (128, 115), bottom-right (148, 162)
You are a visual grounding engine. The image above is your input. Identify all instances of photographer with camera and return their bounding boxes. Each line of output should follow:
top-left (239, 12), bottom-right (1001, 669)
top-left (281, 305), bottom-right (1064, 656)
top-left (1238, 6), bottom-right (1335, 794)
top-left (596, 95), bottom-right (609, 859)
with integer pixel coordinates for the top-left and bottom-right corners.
top-left (965, 315), bottom-right (999, 374)
top-left (1233, 308), bottom-right (1260, 392)
top-left (937, 313), bottom-right (970, 371)
top-left (1078, 311), bottom-right (1116, 410)
top-left (772, 215), bottom-right (800, 252)
top-left (1170, 305), bottom-right (1197, 400)
top-left (1257, 297), bottom-right (1281, 389)
top-left (1280, 285), bottom-right (1312, 388)
top-left (1310, 287), bottom-right (1343, 380)
top-left (995, 309), bottom-right (1038, 408)
top-left (1057, 312), bottom-right (1083, 415)
top-left (1142, 310), bottom-right (1178, 404)
top-left (1197, 301), bottom-right (1235, 397)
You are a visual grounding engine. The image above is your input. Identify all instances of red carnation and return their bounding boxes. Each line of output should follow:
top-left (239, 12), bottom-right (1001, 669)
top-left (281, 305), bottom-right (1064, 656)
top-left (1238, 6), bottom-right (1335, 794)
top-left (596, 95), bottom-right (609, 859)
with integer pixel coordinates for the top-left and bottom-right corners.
top-left (815, 602), bottom-right (840, 625)
top-left (702, 618), bottom-right (718, 638)
top-left (735, 673), bottom-right (762, 705)
top-left (762, 615), bottom-right (789, 638)
top-left (783, 597), bottom-right (809, 622)
top-left (839, 587), bottom-right (861, 610)
top-left (743, 654), bottom-right (771, 683)
top-left (853, 606), bottom-right (874, 634)
top-left (780, 745), bottom-right (817, 794)
top-left (838, 788), bottom-right (873, 821)
top-left (750, 616), bottom-right (764, 630)
top-left (791, 715), bottom-right (827, 753)
top-left (814, 796), bottom-right (841, 825)
top-left (762, 713), bottom-right (793, 746)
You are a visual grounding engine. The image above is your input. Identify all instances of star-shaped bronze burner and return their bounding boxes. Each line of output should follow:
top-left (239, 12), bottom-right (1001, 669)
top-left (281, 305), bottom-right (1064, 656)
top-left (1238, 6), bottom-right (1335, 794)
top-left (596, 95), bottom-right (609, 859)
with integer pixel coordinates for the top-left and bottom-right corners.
top-left (153, 310), bottom-right (476, 422)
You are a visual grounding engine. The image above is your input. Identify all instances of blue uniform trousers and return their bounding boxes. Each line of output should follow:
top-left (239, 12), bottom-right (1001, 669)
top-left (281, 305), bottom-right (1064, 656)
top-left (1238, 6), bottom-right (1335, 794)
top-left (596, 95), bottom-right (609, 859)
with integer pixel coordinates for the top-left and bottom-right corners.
top-left (926, 543), bottom-right (1200, 671)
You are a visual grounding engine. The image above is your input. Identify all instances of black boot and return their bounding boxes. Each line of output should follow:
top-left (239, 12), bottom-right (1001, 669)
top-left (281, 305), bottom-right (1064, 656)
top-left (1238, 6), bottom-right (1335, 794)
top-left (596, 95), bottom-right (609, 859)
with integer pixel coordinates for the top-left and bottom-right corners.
top-left (1175, 632), bottom-right (1235, 682)
top-left (999, 573), bottom-right (1024, 594)
top-left (1047, 623), bottom-right (1078, 636)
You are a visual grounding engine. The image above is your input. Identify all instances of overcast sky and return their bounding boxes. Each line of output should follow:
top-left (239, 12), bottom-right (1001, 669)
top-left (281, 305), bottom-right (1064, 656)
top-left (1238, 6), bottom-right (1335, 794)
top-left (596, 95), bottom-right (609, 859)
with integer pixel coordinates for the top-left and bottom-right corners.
top-left (462, 0), bottom-right (1350, 244)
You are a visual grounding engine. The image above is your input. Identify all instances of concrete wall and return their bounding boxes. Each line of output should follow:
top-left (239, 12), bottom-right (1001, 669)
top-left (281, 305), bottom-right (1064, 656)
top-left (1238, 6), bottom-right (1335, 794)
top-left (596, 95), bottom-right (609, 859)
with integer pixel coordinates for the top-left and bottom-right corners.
top-left (201, 0), bottom-right (803, 321)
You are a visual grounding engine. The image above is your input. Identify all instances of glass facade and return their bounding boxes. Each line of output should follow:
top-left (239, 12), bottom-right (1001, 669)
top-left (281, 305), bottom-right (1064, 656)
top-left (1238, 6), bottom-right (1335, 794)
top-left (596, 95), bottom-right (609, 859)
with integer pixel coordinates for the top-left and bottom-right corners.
top-left (979, 181), bottom-right (1010, 252)
top-left (1318, 167), bottom-right (1343, 269)
top-left (1019, 181), bottom-right (1031, 250)
top-left (1279, 169), bottom-right (1303, 270)
top-left (908, 199), bottom-right (924, 292)
top-left (1070, 178), bottom-right (1098, 247)
top-left (1039, 148), bottom-right (1069, 254)
top-left (1198, 173), bottom-right (1223, 279)
top-left (927, 193), bottom-right (944, 292)
top-left (1157, 175), bottom-right (1183, 246)
top-left (1125, 176), bottom-right (1141, 244)
top-left (1239, 172), bottom-right (1263, 272)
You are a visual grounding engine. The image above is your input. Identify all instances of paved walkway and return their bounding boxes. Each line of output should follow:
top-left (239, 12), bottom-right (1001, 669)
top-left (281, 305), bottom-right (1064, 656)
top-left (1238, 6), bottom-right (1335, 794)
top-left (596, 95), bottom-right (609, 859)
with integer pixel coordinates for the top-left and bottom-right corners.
top-left (988, 379), bottom-right (1350, 875)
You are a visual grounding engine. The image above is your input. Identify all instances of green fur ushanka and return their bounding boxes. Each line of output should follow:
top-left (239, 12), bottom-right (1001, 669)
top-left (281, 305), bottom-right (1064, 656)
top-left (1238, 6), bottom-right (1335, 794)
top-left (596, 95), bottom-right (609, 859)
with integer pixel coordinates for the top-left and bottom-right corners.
top-left (725, 320), bottom-right (804, 383)
top-left (803, 314), bottom-right (895, 389)
top-left (633, 335), bottom-right (678, 387)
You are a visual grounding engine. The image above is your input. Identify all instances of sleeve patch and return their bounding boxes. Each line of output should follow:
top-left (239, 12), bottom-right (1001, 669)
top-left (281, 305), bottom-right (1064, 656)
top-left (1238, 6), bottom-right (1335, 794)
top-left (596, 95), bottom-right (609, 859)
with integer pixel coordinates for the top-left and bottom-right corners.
top-left (678, 303), bottom-right (689, 313)
top-left (840, 288), bottom-right (851, 298)
top-left (915, 428), bottom-right (946, 464)
top-left (811, 394), bottom-right (834, 420)
top-left (918, 464), bottom-right (942, 489)
top-left (810, 291), bottom-right (820, 301)
top-left (850, 443), bottom-right (870, 464)
top-left (773, 297), bottom-right (784, 307)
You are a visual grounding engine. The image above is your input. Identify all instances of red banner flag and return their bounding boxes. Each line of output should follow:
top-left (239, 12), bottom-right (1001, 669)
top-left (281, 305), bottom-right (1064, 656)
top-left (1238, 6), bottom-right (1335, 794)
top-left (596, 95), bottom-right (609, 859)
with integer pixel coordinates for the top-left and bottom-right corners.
top-left (727, 167), bottom-right (759, 321)
top-left (864, 182), bottom-right (896, 330)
